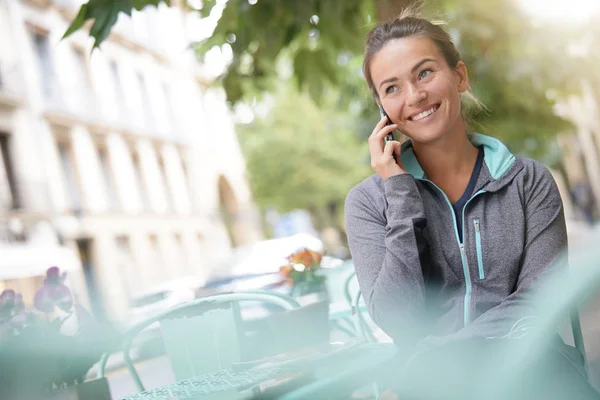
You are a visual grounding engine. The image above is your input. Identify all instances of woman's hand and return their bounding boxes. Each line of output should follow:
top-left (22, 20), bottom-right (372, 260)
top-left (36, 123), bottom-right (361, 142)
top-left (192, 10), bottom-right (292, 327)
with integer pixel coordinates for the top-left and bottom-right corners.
top-left (369, 116), bottom-right (406, 180)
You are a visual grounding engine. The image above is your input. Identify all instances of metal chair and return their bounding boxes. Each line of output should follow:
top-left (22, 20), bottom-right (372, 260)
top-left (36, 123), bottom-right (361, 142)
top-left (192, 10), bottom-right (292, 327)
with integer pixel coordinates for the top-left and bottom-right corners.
top-left (96, 291), bottom-right (299, 392)
top-left (570, 308), bottom-right (588, 377)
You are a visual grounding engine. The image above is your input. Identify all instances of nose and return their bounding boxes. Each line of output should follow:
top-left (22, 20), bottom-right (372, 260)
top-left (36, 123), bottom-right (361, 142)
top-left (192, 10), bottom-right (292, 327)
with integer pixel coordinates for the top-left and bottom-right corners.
top-left (406, 82), bottom-right (426, 107)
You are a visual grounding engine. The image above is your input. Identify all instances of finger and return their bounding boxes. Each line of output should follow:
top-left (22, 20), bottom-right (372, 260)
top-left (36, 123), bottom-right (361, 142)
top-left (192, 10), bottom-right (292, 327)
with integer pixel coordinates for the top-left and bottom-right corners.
top-left (369, 124), bottom-right (398, 159)
top-left (374, 124), bottom-right (398, 141)
top-left (383, 140), bottom-right (401, 158)
top-left (370, 116), bottom-right (391, 137)
top-left (369, 125), bottom-right (396, 157)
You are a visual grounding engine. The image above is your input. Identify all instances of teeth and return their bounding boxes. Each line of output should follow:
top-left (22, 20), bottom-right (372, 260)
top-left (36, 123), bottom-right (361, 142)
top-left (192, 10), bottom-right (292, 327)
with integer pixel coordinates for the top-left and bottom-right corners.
top-left (411, 105), bottom-right (438, 121)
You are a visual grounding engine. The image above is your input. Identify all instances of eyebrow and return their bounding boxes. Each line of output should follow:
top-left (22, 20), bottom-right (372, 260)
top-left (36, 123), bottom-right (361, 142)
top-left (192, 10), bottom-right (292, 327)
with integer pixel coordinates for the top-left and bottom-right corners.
top-left (378, 57), bottom-right (437, 90)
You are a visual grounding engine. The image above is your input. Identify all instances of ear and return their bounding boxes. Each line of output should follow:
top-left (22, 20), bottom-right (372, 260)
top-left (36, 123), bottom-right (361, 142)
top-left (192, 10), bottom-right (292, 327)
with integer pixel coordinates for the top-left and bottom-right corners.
top-left (455, 61), bottom-right (469, 93)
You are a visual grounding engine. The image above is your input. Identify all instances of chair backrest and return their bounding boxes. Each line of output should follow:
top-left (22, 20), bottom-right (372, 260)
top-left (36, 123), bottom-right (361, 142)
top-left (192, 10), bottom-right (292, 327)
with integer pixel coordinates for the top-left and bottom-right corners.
top-left (160, 302), bottom-right (242, 381)
top-left (343, 271), bottom-right (360, 306)
top-left (318, 262), bottom-right (355, 304)
top-left (265, 300), bottom-right (330, 354)
top-left (98, 291), bottom-right (299, 392)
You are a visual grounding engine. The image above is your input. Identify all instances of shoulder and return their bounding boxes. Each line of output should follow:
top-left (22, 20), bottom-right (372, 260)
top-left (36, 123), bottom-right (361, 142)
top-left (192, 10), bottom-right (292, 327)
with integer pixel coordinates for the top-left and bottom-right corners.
top-left (514, 157), bottom-right (558, 189)
top-left (513, 156), bottom-right (562, 206)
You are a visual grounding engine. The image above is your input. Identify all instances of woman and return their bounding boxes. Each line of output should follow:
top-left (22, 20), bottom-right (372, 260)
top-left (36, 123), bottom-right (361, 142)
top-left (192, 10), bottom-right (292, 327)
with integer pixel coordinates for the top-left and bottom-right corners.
top-left (344, 9), bottom-right (598, 399)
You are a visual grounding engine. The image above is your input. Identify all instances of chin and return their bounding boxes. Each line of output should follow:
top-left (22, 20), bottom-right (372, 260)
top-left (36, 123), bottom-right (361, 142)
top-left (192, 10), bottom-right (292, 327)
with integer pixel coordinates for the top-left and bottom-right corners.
top-left (404, 129), bottom-right (447, 145)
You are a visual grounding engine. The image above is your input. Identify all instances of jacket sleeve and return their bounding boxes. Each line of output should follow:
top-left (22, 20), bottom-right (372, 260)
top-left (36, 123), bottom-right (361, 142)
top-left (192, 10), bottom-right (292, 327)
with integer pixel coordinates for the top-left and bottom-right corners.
top-left (344, 174), bottom-right (430, 345)
top-left (423, 164), bottom-right (568, 344)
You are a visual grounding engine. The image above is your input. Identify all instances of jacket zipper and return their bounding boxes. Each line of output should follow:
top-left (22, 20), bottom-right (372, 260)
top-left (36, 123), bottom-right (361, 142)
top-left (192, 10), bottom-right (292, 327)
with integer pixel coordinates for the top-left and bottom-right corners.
top-left (474, 219), bottom-right (484, 279)
top-left (421, 179), bottom-right (485, 327)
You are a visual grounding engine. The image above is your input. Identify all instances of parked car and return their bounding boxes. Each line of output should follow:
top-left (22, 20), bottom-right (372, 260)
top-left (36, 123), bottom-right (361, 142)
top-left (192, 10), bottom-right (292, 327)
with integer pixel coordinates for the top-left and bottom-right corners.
top-left (128, 276), bottom-right (204, 326)
top-left (205, 233), bottom-right (342, 284)
top-left (198, 233), bottom-right (344, 319)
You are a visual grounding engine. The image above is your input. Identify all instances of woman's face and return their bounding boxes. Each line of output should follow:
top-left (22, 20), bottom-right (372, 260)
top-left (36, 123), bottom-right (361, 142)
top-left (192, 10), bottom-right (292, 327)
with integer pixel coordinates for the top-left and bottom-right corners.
top-left (370, 36), bottom-right (469, 144)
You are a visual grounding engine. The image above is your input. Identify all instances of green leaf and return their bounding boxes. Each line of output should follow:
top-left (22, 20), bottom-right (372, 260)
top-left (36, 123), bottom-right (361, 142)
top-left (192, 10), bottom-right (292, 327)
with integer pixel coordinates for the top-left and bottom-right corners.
top-left (62, 3), bottom-right (90, 39)
top-left (89, 1), bottom-right (129, 49)
top-left (132, 0), bottom-right (167, 11)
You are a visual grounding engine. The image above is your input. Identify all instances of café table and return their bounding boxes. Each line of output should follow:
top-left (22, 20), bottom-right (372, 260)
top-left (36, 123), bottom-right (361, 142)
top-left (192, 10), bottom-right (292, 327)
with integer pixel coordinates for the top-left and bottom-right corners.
top-left (120, 342), bottom-right (400, 400)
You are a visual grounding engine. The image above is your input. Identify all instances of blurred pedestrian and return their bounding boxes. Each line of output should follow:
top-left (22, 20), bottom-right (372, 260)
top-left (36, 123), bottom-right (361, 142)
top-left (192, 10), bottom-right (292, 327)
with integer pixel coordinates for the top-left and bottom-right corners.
top-left (571, 181), bottom-right (595, 225)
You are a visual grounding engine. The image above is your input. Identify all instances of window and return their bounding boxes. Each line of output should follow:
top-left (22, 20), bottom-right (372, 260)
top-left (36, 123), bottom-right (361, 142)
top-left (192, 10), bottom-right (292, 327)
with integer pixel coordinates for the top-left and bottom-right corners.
top-left (30, 31), bottom-right (56, 101)
top-left (180, 155), bottom-right (194, 212)
top-left (73, 48), bottom-right (91, 90)
top-left (115, 235), bottom-right (136, 298)
top-left (57, 141), bottom-right (82, 212)
top-left (174, 233), bottom-right (189, 274)
top-left (109, 61), bottom-right (127, 118)
top-left (162, 83), bottom-right (178, 135)
top-left (149, 234), bottom-right (165, 275)
top-left (0, 133), bottom-right (19, 209)
top-left (73, 48), bottom-right (93, 111)
top-left (97, 147), bottom-right (119, 211)
top-left (131, 152), bottom-right (150, 211)
top-left (136, 73), bottom-right (155, 128)
top-left (157, 155), bottom-right (173, 211)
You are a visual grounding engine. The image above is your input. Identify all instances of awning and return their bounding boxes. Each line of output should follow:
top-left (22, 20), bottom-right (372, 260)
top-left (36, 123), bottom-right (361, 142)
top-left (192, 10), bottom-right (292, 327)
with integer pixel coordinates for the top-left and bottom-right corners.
top-left (0, 244), bottom-right (81, 280)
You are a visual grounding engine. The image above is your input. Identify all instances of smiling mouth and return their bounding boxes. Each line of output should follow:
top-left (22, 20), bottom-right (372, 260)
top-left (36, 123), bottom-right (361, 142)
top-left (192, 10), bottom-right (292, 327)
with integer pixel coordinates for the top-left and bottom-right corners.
top-left (409, 104), bottom-right (440, 121)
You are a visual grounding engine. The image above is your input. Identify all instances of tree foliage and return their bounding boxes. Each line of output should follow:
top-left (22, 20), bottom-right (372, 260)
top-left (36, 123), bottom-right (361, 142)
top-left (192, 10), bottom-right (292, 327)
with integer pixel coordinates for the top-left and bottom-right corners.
top-left (428, 0), bottom-right (577, 159)
top-left (66, 1), bottom-right (579, 149)
top-left (236, 84), bottom-right (371, 215)
top-left (64, 0), bottom-right (589, 216)
top-left (63, 0), bottom-right (170, 48)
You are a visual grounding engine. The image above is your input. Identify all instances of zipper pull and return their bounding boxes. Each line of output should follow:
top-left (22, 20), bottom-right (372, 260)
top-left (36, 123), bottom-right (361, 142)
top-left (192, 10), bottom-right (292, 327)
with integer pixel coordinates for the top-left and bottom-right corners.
top-left (474, 219), bottom-right (480, 232)
top-left (460, 242), bottom-right (470, 268)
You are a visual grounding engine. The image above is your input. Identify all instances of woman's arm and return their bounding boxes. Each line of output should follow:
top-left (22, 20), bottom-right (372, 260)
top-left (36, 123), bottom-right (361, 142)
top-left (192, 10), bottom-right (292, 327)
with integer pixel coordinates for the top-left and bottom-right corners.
top-left (345, 174), bottom-right (430, 345)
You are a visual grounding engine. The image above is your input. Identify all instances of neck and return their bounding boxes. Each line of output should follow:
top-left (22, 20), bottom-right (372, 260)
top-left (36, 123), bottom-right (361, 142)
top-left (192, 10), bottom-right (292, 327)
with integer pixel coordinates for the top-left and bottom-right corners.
top-left (411, 121), bottom-right (479, 182)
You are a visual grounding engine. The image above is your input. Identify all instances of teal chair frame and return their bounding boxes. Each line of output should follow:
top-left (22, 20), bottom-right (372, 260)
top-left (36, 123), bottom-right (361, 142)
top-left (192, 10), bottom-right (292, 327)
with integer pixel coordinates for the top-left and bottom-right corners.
top-left (570, 307), bottom-right (588, 377)
top-left (97, 291), bottom-right (299, 392)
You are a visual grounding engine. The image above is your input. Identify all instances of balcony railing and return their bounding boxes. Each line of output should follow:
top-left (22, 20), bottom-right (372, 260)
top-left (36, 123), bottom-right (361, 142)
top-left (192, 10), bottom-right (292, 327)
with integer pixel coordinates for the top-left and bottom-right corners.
top-left (42, 80), bottom-right (106, 127)
top-left (41, 79), bottom-right (170, 139)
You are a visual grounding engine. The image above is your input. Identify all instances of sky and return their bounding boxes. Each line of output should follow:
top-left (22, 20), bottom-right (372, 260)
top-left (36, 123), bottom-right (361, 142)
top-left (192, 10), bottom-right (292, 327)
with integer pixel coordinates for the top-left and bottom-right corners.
top-left (518, 0), bottom-right (600, 23)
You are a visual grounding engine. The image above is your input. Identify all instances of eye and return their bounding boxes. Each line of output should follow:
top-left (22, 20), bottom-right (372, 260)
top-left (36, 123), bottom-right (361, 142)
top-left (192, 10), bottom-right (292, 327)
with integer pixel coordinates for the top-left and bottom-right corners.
top-left (418, 69), bottom-right (433, 80)
top-left (385, 85), bottom-right (398, 95)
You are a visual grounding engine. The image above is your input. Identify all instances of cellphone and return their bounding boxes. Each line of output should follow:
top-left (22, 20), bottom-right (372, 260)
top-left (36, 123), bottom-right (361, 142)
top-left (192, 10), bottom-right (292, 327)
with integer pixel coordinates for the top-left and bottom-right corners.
top-left (378, 104), bottom-right (394, 145)
top-left (378, 104), bottom-right (398, 162)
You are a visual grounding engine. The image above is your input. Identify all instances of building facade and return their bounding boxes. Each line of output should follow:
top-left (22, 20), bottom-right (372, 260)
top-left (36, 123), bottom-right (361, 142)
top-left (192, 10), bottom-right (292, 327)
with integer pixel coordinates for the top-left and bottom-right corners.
top-left (0, 0), bottom-right (262, 320)
top-left (554, 80), bottom-right (600, 224)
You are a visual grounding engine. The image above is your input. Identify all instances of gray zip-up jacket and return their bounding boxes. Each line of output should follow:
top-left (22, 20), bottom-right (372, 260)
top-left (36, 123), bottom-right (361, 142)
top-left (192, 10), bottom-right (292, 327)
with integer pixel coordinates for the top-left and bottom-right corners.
top-left (344, 133), bottom-right (567, 346)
